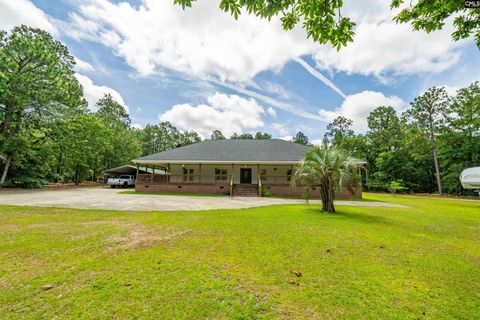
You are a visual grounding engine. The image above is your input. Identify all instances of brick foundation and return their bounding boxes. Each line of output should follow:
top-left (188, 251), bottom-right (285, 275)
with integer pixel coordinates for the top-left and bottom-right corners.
top-left (266, 185), bottom-right (362, 199)
top-left (135, 182), bottom-right (230, 195)
top-left (136, 182), bottom-right (362, 199)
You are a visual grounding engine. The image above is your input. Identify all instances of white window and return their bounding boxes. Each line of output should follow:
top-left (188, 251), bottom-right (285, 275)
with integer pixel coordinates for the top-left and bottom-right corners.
top-left (183, 168), bottom-right (194, 182)
top-left (215, 168), bottom-right (228, 181)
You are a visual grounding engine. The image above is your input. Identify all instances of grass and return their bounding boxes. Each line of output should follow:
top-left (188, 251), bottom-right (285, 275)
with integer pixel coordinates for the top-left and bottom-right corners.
top-left (120, 190), bottom-right (368, 200)
top-left (0, 194), bottom-right (479, 319)
top-left (118, 190), bottom-right (229, 197)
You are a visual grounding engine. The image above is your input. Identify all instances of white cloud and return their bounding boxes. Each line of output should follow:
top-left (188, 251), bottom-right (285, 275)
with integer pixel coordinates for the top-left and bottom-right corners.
top-left (61, 0), bottom-right (469, 86)
top-left (311, 139), bottom-right (324, 146)
top-left (214, 80), bottom-right (324, 120)
top-left (280, 135), bottom-right (293, 142)
top-left (271, 123), bottom-right (289, 136)
top-left (75, 74), bottom-right (128, 112)
top-left (0, 0), bottom-right (56, 33)
top-left (318, 90), bottom-right (405, 132)
top-left (442, 85), bottom-right (460, 97)
top-left (261, 81), bottom-right (292, 100)
top-left (131, 123), bottom-right (144, 130)
top-left (62, 0), bottom-right (316, 83)
top-left (294, 57), bottom-right (346, 98)
top-left (267, 107), bottom-right (277, 117)
top-left (314, 1), bottom-right (467, 79)
top-left (159, 93), bottom-right (265, 137)
top-left (74, 56), bottom-right (94, 73)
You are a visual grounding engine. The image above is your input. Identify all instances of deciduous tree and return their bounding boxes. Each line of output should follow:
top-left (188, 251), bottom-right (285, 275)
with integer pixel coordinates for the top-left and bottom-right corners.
top-left (0, 25), bottom-right (85, 185)
top-left (403, 87), bottom-right (450, 195)
top-left (174, 0), bottom-right (355, 49)
top-left (292, 131), bottom-right (309, 145)
top-left (392, 0), bottom-right (480, 49)
top-left (210, 130), bottom-right (226, 140)
top-left (175, 1), bottom-right (480, 49)
top-left (254, 132), bottom-right (271, 139)
top-left (323, 116), bottom-right (354, 147)
top-left (95, 94), bottom-right (141, 171)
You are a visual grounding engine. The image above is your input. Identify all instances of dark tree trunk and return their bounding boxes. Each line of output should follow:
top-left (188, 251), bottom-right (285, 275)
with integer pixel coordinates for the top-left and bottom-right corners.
top-left (427, 109), bottom-right (443, 196)
top-left (75, 166), bottom-right (80, 185)
top-left (0, 104), bottom-right (15, 135)
top-left (0, 154), bottom-right (12, 186)
top-left (432, 146), bottom-right (442, 195)
top-left (0, 105), bottom-right (19, 187)
top-left (56, 152), bottom-right (62, 181)
top-left (430, 130), bottom-right (443, 195)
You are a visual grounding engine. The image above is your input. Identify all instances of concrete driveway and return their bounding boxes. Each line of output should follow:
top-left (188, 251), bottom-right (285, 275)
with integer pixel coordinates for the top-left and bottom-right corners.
top-left (0, 187), bottom-right (406, 211)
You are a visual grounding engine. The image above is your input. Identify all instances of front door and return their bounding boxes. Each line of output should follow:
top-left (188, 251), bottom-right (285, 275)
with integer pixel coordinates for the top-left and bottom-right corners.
top-left (240, 168), bottom-right (252, 184)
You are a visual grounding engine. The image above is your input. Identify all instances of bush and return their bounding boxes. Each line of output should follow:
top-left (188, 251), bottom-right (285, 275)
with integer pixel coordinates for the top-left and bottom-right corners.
top-left (3, 177), bottom-right (48, 189)
top-left (261, 187), bottom-right (271, 197)
top-left (386, 180), bottom-right (406, 196)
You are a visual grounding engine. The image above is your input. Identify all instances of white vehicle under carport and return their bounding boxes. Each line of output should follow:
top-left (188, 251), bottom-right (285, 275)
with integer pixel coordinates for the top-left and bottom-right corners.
top-left (460, 167), bottom-right (480, 196)
top-left (107, 175), bottom-right (135, 188)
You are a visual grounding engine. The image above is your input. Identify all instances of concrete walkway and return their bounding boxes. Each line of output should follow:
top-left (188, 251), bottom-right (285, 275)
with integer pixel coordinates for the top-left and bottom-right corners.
top-left (0, 187), bottom-right (407, 211)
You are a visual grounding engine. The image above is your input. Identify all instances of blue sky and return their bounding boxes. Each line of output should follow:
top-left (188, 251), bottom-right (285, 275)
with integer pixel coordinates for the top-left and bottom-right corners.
top-left (1, 0), bottom-right (479, 143)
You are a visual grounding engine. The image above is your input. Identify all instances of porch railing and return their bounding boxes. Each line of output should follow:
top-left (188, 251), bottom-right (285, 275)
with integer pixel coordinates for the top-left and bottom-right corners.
top-left (136, 174), bottom-right (231, 185)
top-left (259, 175), bottom-right (292, 186)
top-left (137, 174), bottom-right (299, 186)
top-left (258, 174), bottom-right (262, 196)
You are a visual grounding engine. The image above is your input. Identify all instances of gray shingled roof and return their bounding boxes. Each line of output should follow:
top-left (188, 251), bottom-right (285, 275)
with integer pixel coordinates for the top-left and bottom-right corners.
top-left (135, 139), bottom-right (311, 163)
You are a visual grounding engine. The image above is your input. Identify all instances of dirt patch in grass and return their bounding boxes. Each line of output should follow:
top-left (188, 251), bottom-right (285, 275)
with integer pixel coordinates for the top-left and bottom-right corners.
top-left (85, 220), bottom-right (191, 252)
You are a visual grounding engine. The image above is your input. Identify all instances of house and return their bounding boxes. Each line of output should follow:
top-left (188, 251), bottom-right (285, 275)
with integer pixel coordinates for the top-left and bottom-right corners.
top-left (133, 139), bottom-right (364, 198)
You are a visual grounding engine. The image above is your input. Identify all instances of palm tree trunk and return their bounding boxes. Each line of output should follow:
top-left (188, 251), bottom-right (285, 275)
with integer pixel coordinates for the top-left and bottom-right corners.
top-left (326, 186), bottom-right (336, 213)
top-left (320, 185), bottom-right (328, 212)
top-left (320, 182), bottom-right (336, 213)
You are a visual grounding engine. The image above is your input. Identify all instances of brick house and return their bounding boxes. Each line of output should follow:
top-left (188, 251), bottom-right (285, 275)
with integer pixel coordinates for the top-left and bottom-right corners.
top-left (133, 139), bottom-right (364, 198)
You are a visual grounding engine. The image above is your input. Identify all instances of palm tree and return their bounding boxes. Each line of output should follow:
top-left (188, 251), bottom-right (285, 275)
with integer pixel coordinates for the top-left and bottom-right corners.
top-left (291, 145), bottom-right (360, 213)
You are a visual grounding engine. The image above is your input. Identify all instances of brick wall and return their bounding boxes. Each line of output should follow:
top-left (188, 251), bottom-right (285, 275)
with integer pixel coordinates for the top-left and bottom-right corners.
top-left (136, 182), bottom-right (362, 199)
top-left (135, 182), bottom-right (229, 195)
top-left (266, 185), bottom-right (362, 200)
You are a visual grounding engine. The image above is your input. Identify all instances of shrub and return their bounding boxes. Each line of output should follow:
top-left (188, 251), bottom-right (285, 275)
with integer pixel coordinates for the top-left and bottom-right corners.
top-left (261, 187), bottom-right (271, 197)
top-left (4, 177), bottom-right (48, 189)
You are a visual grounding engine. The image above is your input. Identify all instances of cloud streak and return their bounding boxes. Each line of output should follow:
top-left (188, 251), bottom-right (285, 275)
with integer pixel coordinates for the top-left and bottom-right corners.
top-left (212, 79), bottom-right (325, 121)
top-left (294, 57), bottom-right (346, 98)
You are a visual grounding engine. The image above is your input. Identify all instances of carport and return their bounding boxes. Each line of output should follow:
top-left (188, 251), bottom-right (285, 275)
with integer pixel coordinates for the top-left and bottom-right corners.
top-left (103, 165), bottom-right (150, 183)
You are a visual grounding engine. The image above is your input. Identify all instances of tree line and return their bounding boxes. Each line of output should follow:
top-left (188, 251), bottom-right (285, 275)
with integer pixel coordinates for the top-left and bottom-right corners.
top-left (322, 83), bottom-right (480, 195)
top-left (1, 25), bottom-right (479, 194)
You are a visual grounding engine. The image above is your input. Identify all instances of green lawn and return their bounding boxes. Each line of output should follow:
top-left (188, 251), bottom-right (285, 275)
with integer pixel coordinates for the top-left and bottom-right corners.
top-left (0, 194), bottom-right (479, 319)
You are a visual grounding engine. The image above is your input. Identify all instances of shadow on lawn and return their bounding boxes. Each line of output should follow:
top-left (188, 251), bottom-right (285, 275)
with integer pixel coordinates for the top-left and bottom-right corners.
top-left (304, 206), bottom-right (393, 226)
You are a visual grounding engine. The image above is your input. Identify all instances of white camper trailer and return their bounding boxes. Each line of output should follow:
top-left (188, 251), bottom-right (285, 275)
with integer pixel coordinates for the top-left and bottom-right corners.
top-left (460, 167), bottom-right (480, 194)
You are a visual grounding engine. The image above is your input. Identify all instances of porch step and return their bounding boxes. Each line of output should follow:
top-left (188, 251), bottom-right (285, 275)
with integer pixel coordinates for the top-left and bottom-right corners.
top-left (233, 184), bottom-right (259, 197)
